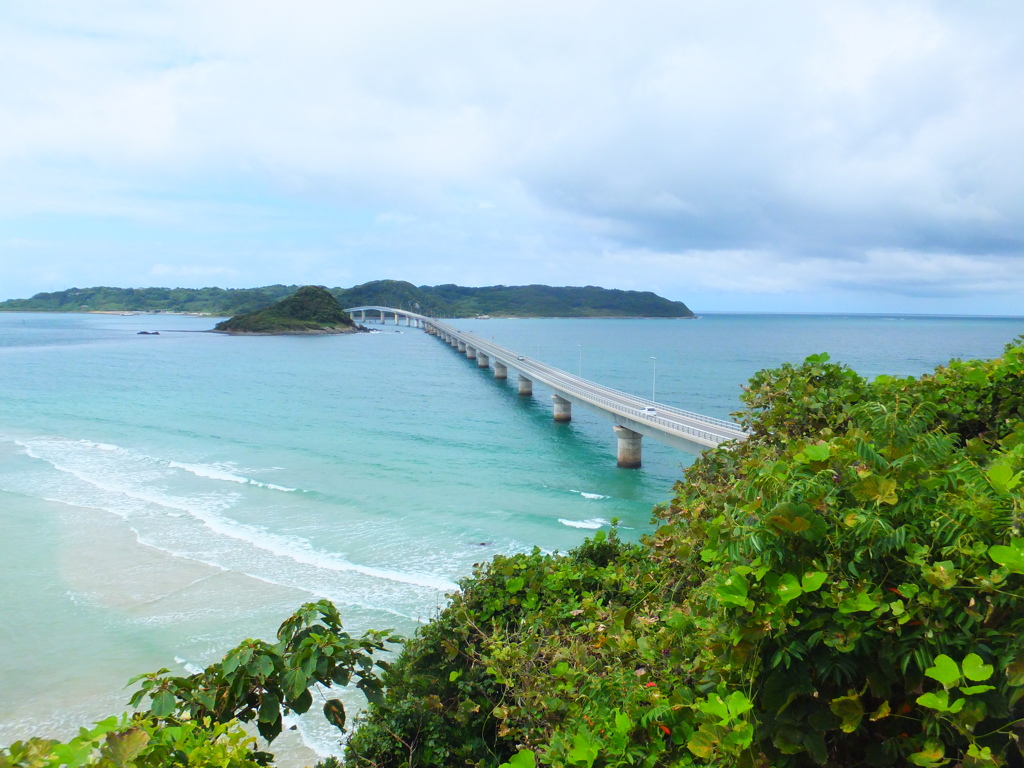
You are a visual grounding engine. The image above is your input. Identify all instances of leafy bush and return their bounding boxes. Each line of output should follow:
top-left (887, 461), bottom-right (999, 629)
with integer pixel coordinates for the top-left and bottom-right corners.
top-left (346, 340), bottom-right (1024, 767)
top-left (1, 600), bottom-right (399, 767)
top-left (0, 716), bottom-right (263, 768)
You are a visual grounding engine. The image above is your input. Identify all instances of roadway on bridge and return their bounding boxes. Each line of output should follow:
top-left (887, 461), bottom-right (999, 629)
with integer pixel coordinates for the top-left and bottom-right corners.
top-left (427, 320), bottom-right (748, 451)
top-left (344, 305), bottom-right (748, 453)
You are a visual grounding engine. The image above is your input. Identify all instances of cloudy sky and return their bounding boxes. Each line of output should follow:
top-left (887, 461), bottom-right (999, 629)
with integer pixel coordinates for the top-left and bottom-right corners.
top-left (2, 1), bottom-right (1022, 313)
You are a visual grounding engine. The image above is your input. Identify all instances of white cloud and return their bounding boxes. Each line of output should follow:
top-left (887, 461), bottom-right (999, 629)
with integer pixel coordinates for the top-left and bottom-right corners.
top-left (0, 0), bottom-right (1022, 312)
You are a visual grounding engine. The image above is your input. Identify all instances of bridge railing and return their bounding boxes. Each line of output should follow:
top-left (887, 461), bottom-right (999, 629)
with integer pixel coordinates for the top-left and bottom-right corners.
top-left (519, 356), bottom-right (744, 434)
top-left (546, 377), bottom-right (731, 445)
top-left (429, 321), bottom-right (746, 442)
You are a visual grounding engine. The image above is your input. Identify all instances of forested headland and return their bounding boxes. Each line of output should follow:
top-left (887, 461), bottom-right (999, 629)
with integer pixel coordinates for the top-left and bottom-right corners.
top-left (0, 280), bottom-right (695, 318)
top-left (4, 339), bottom-right (1022, 768)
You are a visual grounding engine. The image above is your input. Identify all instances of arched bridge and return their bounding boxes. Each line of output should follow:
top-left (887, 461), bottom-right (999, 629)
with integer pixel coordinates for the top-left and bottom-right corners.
top-left (346, 305), bottom-right (748, 467)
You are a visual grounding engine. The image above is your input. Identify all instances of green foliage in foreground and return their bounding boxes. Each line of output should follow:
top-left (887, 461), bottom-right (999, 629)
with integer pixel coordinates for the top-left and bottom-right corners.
top-left (214, 285), bottom-right (356, 334)
top-left (346, 339), bottom-right (1024, 768)
top-left (1, 600), bottom-right (399, 768)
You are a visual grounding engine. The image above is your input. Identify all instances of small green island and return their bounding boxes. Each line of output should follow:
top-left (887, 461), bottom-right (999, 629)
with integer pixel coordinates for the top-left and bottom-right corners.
top-left (213, 286), bottom-right (361, 335)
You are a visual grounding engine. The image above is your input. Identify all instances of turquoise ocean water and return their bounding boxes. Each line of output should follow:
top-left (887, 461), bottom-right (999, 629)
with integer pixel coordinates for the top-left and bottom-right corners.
top-left (1, 311), bottom-right (1022, 763)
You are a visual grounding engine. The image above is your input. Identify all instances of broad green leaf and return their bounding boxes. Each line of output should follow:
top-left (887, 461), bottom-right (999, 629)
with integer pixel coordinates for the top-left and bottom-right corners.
top-left (259, 692), bottom-right (280, 723)
top-left (725, 691), bottom-right (753, 718)
top-left (801, 571), bottom-right (828, 592)
top-left (767, 515), bottom-right (811, 533)
top-left (501, 749), bottom-right (536, 768)
top-left (103, 728), bottom-right (150, 767)
top-left (506, 576), bottom-right (525, 594)
top-left (987, 463), bottom-right (1022, 493)
top-left (917, 691), bottom-right (951, 711)
top-left (803, 444), bottom-right (831, 461)
top-left (854, 591), bottom-right (879, 611)
top-left (568, 732), bottom-right (599, 767)
top-left (852, 475), bottom-right (898, 505)
top-left (838, 590), bottom-right (879, 613)
top-left (897, 582), bottom-right (920, 599)
top-left (774, 573), bottom-right (803, 603)
top-left (701, 694), bottom-right (730, 723)
top-left (715, 573), bottom-right (749, 607)
top-left (257, 715), bottom-right (282, 742)
top-left (283, 668), bottom-right (308, 700)
top-left (959, 684), bottom-right (995, 695)
top-left (829, 692), bottom-right (864, 733)
top-left (323, 699), bottom-right (346, 731)
top-left (908, 740), bottom-right (946, 767)
top-left (150, 689), bottom-right (177, 718)
top-left (291, 687), bottom-right (313, 715)
top-left (256, 654), bottom-right (275, 678)
top-left (989, 539), bottom-right (1024, 574)
top-left (922, 561), bottom-right (959, 589)
top-left (962, 653), bottom-right (994, 682)
top-left (924, 655), bottom-right (961, 688)
top-left (688, 729), bottom-right (717, 759)
top-left (967, 744), bottom-right (995, 762)
top-left (869, 701), bottom-right (891, 721)
top-left (614, 710), bottom-right (631, 736)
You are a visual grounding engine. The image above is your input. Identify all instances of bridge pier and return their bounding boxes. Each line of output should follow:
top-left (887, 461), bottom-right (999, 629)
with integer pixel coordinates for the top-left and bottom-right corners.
top-left (466, 346), bottom-right (477, 360)
top-left (613, 426), bottom-right (643, 468)
top-left (458, 340), bottom-right (466, 352)
top-left (477, 352), bottom-right (489, 368)
top-left (394, 314), bottom-right (399, 325)
top-left (493, 361), bottom-right (507, 379)
top-left (360, 310), bottom-right (366, 322)
top-left (518, 375), bottom-right (533, 395)
top-left (552, 394), bottom-right (572, 422)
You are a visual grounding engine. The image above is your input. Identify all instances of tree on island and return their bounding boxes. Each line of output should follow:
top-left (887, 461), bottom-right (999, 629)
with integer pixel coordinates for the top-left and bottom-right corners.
top-left (214, 285), bottom-right (358, 334)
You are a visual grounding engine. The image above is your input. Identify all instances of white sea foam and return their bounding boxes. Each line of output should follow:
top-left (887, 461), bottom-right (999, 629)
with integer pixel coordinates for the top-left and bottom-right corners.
top-left (568, 488), bottom-right (609, 500)
top-left (169, 461), bottom-right (297, 492)
top-left (173, 656), bottom-right (204, 676)
top-left (12, 435), bottom-right (459, 612)
top-left (558, 517), bottom-right (610, 529)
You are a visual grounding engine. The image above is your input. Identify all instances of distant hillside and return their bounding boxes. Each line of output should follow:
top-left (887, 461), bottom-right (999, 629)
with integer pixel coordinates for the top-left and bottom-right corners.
top-left (0, 285), bottom-right (298, 315)
top-left (0, 281), bottom-right (695, 318)
top-left (213, 286), bottom-right (358, 334)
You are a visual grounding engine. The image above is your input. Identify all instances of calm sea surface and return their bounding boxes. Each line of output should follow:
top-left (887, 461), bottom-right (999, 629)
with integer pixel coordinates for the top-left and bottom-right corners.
top-left (1, 311), bottom-right (1021, 762)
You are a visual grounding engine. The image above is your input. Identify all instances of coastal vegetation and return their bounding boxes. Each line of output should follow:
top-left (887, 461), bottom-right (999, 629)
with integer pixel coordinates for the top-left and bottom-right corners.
top-left (0, 601), bottom-right (398, 768)
top-left (3, 339), bottom-right (1022, 767)
top-left (0, 281), bottom-right (695, 319)
top-left (213, 286), bottom-right (358, 334)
